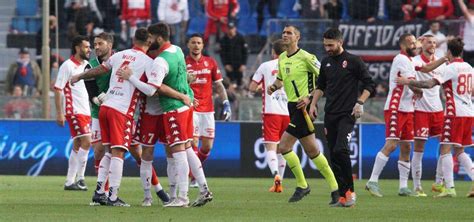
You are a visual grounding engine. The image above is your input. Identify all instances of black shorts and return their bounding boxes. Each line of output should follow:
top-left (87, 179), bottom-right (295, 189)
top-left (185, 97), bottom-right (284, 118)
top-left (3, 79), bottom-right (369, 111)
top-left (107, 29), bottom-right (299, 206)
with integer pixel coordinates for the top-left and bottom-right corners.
top-left (285, 102), bottom-right (314, 139)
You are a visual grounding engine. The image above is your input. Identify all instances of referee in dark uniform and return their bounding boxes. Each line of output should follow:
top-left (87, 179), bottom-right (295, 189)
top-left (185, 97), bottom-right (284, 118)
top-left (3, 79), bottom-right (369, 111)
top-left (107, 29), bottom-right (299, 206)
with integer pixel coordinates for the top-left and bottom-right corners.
top-left (309, 28), bottom-right (375, 207)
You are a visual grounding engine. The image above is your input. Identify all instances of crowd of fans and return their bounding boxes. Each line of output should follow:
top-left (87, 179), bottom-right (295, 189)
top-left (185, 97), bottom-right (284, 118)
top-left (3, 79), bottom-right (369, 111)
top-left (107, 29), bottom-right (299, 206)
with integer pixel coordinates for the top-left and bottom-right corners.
top-left (4, 0), bottom-right (474, 120)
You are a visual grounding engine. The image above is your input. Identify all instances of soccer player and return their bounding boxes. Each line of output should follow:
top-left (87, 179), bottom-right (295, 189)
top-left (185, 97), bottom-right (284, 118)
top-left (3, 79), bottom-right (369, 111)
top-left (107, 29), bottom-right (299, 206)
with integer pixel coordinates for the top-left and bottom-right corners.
top-left (249, 39), bottom-right (289, 193)
top-left (71, 28), bottom-right (159, 206)
top-left (365, 33), bottom-right (447, 197)
top-left (54, 35), bottom-right (92, 191)
top-left (396, 37), bottom-right (474, 198)
top-left (266, 25), bottom-right (339, 203)
top-left (310, 28), bottom-right (376, 207)
top-left (185, 33), bottom-right (231, 187)
top-left (410, 35), bottom-right (446, 197)
top-left (138, 22), bottom-right (212, 207)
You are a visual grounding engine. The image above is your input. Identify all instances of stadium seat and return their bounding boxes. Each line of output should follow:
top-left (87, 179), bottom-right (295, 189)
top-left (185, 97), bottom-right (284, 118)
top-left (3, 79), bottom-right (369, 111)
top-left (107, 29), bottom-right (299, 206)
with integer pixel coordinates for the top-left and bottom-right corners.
top-left (16, 0), bottom-right (38, 16)
top-left (188, 0), bottom-right (205, 18)
top-left (11, 17), bottom-right (27, 33)
top-left (237, 17), bottom-right (258, 35)
top-left (237, 0), bottom-right (251, 18)
top-left (186, 16), bottom-right (206, 35)
top-left (277, 0), bottom-right (299, 18)
top-left (27, 18), bottom-right (41, 33)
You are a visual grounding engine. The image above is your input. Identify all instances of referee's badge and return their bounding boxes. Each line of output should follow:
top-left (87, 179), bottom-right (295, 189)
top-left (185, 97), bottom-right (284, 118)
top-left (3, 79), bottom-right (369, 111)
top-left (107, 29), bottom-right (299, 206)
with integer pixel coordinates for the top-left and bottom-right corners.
top-left (285, 67), bottom-right (290, 75)
top-left (342, 60), bottom-right (347, 68)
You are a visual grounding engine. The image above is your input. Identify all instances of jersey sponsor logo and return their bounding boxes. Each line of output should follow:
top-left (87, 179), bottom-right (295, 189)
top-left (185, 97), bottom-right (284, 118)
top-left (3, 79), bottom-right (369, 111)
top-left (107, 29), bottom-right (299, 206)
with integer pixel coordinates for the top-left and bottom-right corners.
top-left (189, 69), bottom-right (212, 75)
top-left (326, 63), bottom-right (331, 67)
top-left (271, 69), bottom-right (278, 76)
top-left (195, 77), bottom-right (208, 84)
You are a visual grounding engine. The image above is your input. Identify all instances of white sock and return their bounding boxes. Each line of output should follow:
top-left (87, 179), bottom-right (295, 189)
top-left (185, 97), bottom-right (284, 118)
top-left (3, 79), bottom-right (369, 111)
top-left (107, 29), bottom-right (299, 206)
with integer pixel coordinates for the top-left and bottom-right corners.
top-left (65, 150), bottom-right (79, 186)
top-left (411, 151), bottom-right (423, 189)
top-left (167, 157), bottom-right (177, 199)
top-left (173, 151), bottom-right (189, 200)
top-left (435, 155), bottom-right (444, 184)
top-left (140, 159), bottom-right (153, 198)
top-left (369, 152), bottom-right (389, 182)
top-left (76, 148), bottom-right (89, 180)
top-left (277, 153), bottom-right (286, 179)
top-left (398, 160), bottom-right (410, 189)
top-left (440, 153), bottom-right (454, 188)
top-left (108, 157), bottom-right (124, 201)
top-left (96, 152), bottom-right (111, 194)
top-left (457, 152), bottom-right (473, 181)
top-left (266, 150), bottom-right (279, 177)
top-left (186, 148), bottom-right (209, 194)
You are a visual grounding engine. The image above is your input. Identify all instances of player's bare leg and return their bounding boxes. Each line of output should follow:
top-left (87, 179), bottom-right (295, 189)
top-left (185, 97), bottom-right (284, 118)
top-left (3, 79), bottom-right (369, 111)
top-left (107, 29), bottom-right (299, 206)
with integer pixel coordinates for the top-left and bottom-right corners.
top-left (412, 140), bottom-right (427, 197)
top-left (453, 147), bottom-right (474, 197)
top-left (91, 146), bottom-right (111, 206)
top-left (366, 139), bottom-right (398, 197)
top-left (435, 144), bottom-right (456, 198)
top-left (265, 143), bottom-right (284, 193)
top-left (106, 148), bottom-right (130, 206)
top-left (164, 143), bottom-right (190, 207)
top-left (299, 134), bottom-right (340, 205)
top-left (138, 144), bottom-right (170, 206)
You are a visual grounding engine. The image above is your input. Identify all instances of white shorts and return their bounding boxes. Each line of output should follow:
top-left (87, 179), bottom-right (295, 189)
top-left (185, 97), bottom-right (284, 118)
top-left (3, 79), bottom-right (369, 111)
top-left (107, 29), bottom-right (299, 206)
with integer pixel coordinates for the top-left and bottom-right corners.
top-left (91, 117), bottom-right (101, 143)
top-left (193, 112), bottom-right (215, 138)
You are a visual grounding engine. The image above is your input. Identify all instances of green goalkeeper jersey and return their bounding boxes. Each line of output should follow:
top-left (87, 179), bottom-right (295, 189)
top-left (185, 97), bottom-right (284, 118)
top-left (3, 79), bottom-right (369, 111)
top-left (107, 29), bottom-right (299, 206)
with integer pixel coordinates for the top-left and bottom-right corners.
top-left (88, 57), bottom-right (111, 118)
top-left (277, 48), bottom-right (320, 102)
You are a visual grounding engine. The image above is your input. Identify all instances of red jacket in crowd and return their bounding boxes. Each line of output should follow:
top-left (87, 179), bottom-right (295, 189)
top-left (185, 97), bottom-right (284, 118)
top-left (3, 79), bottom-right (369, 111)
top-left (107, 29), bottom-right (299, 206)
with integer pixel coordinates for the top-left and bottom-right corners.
top-left (121, 0), bottom-right (151, 21)
top-left (416, 0), bottom-right (454, 20)
top-left (206, 0), bottom-right (240, 20)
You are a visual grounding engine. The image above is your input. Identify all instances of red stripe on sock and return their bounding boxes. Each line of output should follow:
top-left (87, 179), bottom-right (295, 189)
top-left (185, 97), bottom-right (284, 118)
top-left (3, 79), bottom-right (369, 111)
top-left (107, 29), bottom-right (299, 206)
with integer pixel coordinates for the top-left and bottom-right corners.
top-left (151, 167), bottom-right (159, 185)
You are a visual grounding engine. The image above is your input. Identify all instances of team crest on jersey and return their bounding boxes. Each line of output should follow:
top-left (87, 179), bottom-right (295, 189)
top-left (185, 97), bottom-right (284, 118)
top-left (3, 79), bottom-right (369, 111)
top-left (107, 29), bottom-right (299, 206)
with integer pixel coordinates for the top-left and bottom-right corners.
top-left (204, 61), bottom-right (209, 67)
top-left (342, 60), bottom-right (347, 68)
top-left (271, 70), bottom-right (278, 76)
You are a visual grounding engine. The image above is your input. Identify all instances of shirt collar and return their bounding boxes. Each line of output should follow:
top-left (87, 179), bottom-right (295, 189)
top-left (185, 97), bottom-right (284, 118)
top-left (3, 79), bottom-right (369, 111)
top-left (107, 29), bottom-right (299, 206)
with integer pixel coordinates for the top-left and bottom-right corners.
top-left (157, 42), bottom-right (172, 55)
top-left (132, 45), bottom-right (147, 54)
top-left (70, 55), bottom-right (82, 66)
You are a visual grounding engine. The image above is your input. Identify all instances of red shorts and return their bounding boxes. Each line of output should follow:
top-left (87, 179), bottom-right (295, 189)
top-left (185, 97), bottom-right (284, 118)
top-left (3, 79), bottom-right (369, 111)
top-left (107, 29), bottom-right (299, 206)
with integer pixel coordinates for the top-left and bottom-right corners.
top-left (262, 114), bottom-right (290, 143)
top-left (66, 114), bottom-right (91, 139)
top-left (99, 106), bottom-right (134, 150)
top-left (384, 110), bottom-right (414, 141)
top-left (163, 107), bottom-right (193, 147)
top-left (204, 19), bottom-right (228, 41)
top-left (440, 116), bottom-right (473, 147)
top-left (134, 113), bottom-right (166, 146)
top-left (414, 111), bottom-right (444, 140)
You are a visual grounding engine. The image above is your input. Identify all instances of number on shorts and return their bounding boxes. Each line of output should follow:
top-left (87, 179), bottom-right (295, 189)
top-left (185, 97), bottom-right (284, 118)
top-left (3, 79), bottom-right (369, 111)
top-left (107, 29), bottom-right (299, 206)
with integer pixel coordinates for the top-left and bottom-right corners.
top-left (147, 133), bottom-right (155, 144)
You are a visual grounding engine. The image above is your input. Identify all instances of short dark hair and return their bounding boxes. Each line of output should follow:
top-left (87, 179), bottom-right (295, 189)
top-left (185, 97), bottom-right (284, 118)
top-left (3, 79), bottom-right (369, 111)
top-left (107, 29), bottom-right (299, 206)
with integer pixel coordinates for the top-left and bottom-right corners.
top-left (272, 39), bottom-right (287, 55)
top-left (398, 33), bottom-right (414, 45)
top-left (284, 25), bottom-right (300, 36)
top-left (134, 27), bottom-right (150, 43)
top-left (422, 34), bottom-right (435, 38)
top-left (148, 22), bottom-right (170, 41)
top-left (71, 35), bottom-right (89, 55)
top-left (429, 20), bottom-right (440, 27)
top-left (448, 37), bottom-right (464, 57)
top-left (323, 28), bottom-right (343, 40)
top-left (95, 32), bottom-right (114, 44)
top-left (187, 33), bottom-right (203, 43)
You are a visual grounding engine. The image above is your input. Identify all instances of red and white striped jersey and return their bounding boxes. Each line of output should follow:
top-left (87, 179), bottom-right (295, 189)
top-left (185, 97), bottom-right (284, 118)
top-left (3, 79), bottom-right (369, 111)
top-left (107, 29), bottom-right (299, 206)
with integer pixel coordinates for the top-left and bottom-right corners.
top-left (384, 53), bottom-right (416, 112)
top-left (433, 58), bottom-right (474, 117)
top-left (252, 59), bottom-right (289, 116)
top-left (101, 47), bottom-right (157, 117)
top-left (54, 56), bottom-right (91, 116)
top-left (412, 54), bottom-right (445, 112)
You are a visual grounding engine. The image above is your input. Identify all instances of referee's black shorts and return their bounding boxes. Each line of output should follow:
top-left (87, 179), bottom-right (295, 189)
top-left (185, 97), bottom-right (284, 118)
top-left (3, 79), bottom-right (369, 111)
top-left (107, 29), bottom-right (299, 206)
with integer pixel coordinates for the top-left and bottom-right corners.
top-left (285, 102), bottom-right (314, 139)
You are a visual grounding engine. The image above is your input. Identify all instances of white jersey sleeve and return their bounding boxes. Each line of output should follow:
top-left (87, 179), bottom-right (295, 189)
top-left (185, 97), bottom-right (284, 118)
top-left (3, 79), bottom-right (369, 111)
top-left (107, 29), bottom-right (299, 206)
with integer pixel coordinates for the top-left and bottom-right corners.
top-left (413, 55), bottom-right (444, 112)
top-left (384, 54), bottom-right (416, 112)
top-left (54, 63), bottom-right (71, 90)
top-left (150, 57), bottom-right (169, 87)
top-left (257, 59), bottom-right (289, 116)
top-left (252, 65), bottom-right (264, 84)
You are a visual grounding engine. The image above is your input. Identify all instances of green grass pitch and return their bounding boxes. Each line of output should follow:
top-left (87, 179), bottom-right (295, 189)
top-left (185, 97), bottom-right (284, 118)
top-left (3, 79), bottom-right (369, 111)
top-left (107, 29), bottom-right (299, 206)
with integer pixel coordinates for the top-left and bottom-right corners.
top-left (0, 176), bottom-right (472, 221)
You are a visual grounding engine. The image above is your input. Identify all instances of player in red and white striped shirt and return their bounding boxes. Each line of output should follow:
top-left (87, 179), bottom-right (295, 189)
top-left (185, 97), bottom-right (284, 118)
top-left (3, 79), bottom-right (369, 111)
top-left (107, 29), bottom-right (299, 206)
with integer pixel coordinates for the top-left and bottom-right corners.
top-left (397, 37), bottom-right (474, 198)
top-left (54, 35), bottom-right (92, 191)
top-left (249, 39), bottom-right (289, 193)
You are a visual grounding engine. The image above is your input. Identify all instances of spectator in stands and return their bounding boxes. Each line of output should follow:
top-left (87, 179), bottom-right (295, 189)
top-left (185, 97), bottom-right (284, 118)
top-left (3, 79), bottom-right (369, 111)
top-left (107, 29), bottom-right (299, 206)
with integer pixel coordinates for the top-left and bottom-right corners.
top-left (158, 0), bottom-right (189, 47)
top-left (204, 0), bottom-right (239, 44)
top-left (415, 0), bottom-right (454, 20)
top-left (323, 0), bottom-right (343, 20)
top-left (35, 15), bottom-right (58, 66)
top-left (375, 83), bottom-right (388, 97)
top-left (294, 0), bottom-right (325, 19)
top-left (386, 0), bottom-right (405, 20)
top-left (97, 0), bottom-right (119, 32)
top-left (6, 48), bottom-right (42, 96)
top-left (458, 0), bottom-right (474, 66)
top-left (348, 0), bottom-right (378, 22)
top-left (219, 22), bottom-right (248, 88)
top-left (402, 0), bottom-right (423, 21)
top-left (257, 0), bottom-right (280, 32)
top-left (3, 85), bottom-right (34, 119)
top-left (120, 0), bottom-right (151, 43)
top-left (65, 0), bottom-right (103, 39)
top-left (423, 21), bottom-right (453, 58)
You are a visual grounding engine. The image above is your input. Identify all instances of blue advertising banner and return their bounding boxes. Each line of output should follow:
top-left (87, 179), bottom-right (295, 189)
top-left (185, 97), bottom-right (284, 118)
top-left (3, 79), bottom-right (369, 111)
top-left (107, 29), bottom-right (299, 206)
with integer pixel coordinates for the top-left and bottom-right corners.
top-left (0, 120), bottom-right (240, 176)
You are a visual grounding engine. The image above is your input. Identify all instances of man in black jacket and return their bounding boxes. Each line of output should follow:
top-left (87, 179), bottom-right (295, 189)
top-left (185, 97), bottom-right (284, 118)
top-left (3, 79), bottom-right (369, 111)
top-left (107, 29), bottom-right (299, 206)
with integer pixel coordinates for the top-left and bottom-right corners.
top-left (219, 22), bottom-right (248, 87)
top-left (309, 28), bottom-right (375, 207)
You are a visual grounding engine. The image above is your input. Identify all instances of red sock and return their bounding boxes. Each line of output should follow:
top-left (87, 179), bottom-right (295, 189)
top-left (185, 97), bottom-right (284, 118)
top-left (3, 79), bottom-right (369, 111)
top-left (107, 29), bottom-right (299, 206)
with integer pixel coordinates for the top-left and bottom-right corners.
top-left (104, 179), bottom-right (109, 192)
top-left (136, 158), bottom-right (142, 168)
top-left (192, 144), bottom-right (198, 155)
top-left (94, 159), bottom-right (101, 174)
top-left (198, 149), bottom-right (210, 163)
top-left (151, 167), bottom-right (159, 186)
